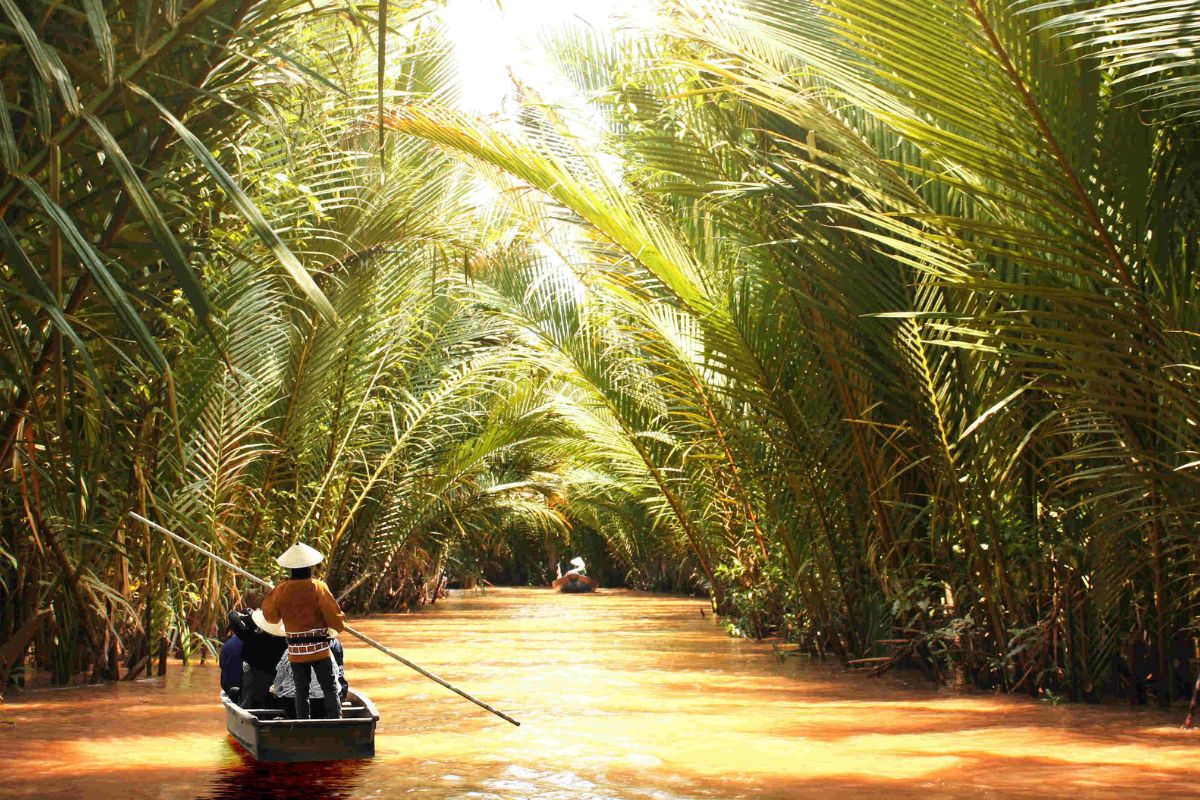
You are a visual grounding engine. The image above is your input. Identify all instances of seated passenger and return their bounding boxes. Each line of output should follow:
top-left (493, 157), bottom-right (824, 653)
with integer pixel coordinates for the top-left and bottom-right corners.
top-left (218, 628), bottom-right (243, 700)
top-left (227, 606), bottom-right (287, 708)
top-left (268, 639), bottom-right (347, 717)
top-left (333, 638), bottom-right (349, 699)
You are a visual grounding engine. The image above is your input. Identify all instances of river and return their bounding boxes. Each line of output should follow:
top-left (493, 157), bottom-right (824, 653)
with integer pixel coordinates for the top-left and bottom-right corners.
top-left (1, 587), bottom-right (1196, 798)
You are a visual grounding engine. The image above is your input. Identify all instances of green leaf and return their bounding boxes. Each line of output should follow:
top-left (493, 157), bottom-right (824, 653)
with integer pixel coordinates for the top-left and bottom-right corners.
top-left (18, 174), bottom-right (168, 372)
top-left (0, 217), bottom-right (104, 397)
top-left (0, 0), bottom-right (81, 116)
top-left (81, 0), bottom-right (116, 85)
top-left (128, 83), bottom-right (339, 325)
top-left (83, 113), bottom-right (210, 323)
top-left (0, 0), bottom-right (53, 84)
top-left (0, 77), bottom-right (19, 171)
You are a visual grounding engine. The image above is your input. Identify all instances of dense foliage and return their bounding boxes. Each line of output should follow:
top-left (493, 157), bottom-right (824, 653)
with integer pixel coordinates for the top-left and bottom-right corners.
top-left (2, 0), bottom-right (1199, 708)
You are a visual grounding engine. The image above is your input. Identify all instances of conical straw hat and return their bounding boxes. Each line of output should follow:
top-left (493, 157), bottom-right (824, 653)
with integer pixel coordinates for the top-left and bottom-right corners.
top-left (570, 556), bottom-right (586, 570)
top-left (251, 608), bottom-right (286, 637)
top-left (276, 542), bottom-right (324, 569)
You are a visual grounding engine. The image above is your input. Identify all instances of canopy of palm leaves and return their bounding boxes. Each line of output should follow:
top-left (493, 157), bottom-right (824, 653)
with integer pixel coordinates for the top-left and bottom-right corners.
top-left (1, 0), bottom-right (1197, 707)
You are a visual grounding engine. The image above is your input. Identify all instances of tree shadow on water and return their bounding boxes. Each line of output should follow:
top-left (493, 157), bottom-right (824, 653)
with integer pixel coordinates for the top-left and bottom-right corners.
top-left (196, 737), bottom-right (370, 800)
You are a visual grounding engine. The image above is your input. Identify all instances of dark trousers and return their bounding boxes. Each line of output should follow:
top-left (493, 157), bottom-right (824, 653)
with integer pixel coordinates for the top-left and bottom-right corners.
top-left (291, 656), bottom-right (342, 720)
top-left (240, 667), bottom-right (275, 708)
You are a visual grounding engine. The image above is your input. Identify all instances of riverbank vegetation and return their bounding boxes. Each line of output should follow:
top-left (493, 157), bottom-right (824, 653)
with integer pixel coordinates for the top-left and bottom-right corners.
top-left (2, 0), bottom-right (1198, 709)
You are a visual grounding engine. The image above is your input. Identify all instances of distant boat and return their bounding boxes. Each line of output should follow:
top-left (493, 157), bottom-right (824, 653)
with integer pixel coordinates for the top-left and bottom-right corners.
top-left (221, 689), bottom-right (379, 762)
top-left (553, 556), bottom-right (596, 593)
top-left (552, 572), bottom-right (597, 593)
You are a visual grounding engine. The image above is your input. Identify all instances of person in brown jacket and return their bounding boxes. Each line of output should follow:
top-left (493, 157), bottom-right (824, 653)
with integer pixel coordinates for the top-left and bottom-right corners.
top-left (261, 542), bottom-right (346, 719)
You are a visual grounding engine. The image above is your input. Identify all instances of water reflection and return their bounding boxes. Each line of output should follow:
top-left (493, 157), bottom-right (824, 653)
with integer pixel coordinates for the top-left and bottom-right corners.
top-left (197, 738), bottom-right (369, 800)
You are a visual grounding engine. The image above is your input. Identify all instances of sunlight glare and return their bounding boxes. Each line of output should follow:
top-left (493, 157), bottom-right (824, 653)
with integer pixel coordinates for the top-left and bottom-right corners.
top-left (441, 0), bottom-right (656, 115)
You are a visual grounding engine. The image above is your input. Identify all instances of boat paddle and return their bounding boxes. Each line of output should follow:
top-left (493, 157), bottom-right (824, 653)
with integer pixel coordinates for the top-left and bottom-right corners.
top-left (128, 511), bottom-right (521, 727)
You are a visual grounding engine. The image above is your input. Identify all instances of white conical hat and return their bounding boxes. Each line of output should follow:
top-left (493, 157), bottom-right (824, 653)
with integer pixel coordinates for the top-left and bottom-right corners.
top-left (570, 557), bottom-right (586, 570)
top-left (251, 608), bottom-right (286, 637)
top-left (276, 542), bottom-right (324, 569)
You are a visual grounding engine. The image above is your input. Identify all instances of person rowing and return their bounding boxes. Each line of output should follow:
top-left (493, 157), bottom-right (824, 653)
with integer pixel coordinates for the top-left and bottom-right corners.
top-left (553, 556), bottom-right (597, 592)
top-left (132, 511), bottom-right (520, 727)
top-left (260, 542), bottom-right (347, 720)
top-left (555, 556), bottom-right (587, 580)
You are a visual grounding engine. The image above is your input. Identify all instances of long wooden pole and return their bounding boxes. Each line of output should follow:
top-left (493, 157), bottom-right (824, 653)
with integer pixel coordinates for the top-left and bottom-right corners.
top-left (129, 512), bottom-right (520, 727)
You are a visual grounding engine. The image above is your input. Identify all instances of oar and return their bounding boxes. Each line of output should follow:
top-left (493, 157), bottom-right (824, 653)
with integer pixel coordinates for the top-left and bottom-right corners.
top-left (128, 511), bottom-right (521, 727)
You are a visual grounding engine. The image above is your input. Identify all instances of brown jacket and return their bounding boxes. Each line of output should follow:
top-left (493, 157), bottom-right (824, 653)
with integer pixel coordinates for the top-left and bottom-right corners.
top-left (262, 578), bottom-right (346, 663)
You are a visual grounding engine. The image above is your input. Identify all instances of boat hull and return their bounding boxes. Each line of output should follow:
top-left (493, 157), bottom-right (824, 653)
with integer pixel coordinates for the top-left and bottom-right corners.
top-left (552, 573), bottom-right (597, 593)
top-left (222, 690), bottom-right (379, 763)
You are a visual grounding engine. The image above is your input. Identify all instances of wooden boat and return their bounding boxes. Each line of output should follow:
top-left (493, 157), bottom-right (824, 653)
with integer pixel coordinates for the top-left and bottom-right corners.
top-left (221, 689), bottom-right (380, 763)
top-left (552, 572), bottom-right (597, 593)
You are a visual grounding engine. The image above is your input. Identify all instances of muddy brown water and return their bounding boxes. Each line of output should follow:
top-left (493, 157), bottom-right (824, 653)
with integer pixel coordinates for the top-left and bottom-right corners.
top-left (2, 587), bottom-right (1197, 798)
